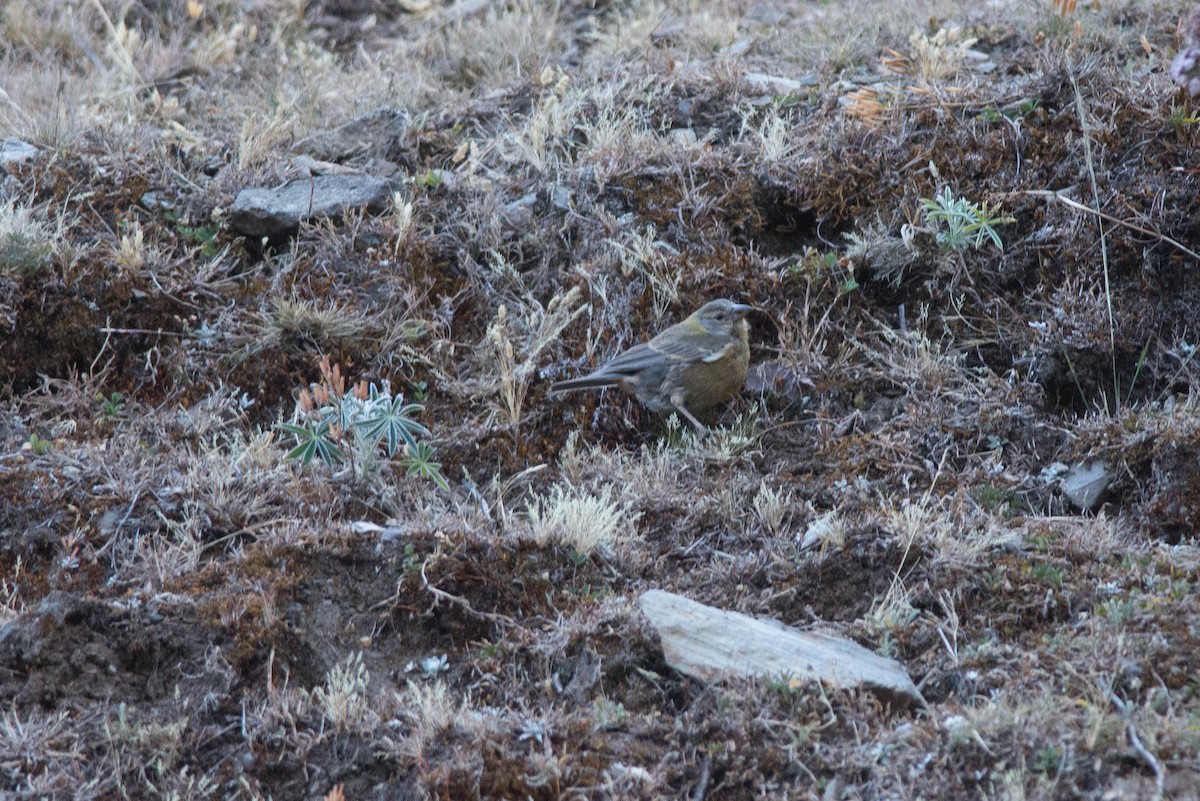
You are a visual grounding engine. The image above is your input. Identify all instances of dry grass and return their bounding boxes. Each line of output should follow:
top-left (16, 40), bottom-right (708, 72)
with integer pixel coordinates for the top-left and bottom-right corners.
top-left (526, 482), bottom-right (638, 556)
top-left (1, 0), bottom-right (1199, 799)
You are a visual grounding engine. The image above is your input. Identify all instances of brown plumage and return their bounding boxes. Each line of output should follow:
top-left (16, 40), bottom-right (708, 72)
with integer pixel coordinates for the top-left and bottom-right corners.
top-left (550, 298), bottom-right (753, 432)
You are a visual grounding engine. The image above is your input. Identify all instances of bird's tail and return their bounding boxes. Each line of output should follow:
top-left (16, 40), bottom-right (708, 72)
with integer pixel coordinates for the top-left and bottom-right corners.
top-left (549, 375), bottom-right (622, 393)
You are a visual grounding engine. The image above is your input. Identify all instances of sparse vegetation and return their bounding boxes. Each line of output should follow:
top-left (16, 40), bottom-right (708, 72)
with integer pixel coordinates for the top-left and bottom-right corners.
top-left (277, 356), bottom-right (445, 487)
top-left (0, 199), bottom-right (54, 274)
top-left (920, 187), bottom-right (1014, 252)
top-left (1, 1), bottom-right (1199, 800)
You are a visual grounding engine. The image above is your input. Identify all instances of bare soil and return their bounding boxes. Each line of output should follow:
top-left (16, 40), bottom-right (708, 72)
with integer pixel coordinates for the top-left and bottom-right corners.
top-left (2, 1), bottom-right (1200, 800)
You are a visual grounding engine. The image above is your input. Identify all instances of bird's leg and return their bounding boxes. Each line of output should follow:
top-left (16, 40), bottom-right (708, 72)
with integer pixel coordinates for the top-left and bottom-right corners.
top-left (673, 403), bottom-right (708, 435)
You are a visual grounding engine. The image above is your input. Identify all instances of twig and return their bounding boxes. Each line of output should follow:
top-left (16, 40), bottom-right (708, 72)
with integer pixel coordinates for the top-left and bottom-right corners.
top-left (691, 754), bottom-right (712, 801)
top-left (200, 518), bottom-right (301, 553)
top-left (1073, 66), bottom-right (1117, 413)
top-left (98, 327), bottom-right (202, 338)
top-left (1102, 684), bottom-right (1165, 801)
top-left (422, 581), bottom-right (516, 626)
top-left (89, 319), bottom-right (115, 375)
top-left (418, 561), bottom-right (516, 627)
top-left (1020, 189), bottom-right (1200, 263)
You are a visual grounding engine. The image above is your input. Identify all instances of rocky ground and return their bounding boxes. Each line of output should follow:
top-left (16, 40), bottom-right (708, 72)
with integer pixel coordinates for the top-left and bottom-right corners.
top-left (2, 1), bottom-right (1200, 799)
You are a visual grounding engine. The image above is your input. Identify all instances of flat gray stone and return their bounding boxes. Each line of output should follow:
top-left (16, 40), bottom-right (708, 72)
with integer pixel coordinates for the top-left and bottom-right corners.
top-left (743, 72), bottom-right (818, 96)
top-left (228, 174), bottom-right (396, 237)
top-left (1062, 459), bottom-right (1111, 511)
top-left (639, 589), bottom-right (925, 707)
top-left (1, 138), bottom-right (42, 169)
top-left (294, 108), bottom-right (411, 162)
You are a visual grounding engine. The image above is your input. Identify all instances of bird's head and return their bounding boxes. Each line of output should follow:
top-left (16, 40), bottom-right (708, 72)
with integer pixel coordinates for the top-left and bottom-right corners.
top-left (689, 298), bottom-right (754, 336)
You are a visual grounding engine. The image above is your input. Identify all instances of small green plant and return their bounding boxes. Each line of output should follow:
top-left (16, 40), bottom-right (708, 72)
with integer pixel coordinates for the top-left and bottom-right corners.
top-left (1027, 530), bottom-right (1058, 552)
top-left (920, 187), bottom-right (1013, 252)
top-left (278, 357), bottom-right (447, 487)
top-left (176, 222), bottom-right (221, 257)
top-left (1096, 595), bottom-right (1137, 625)
top-left (478, 641), bottom-right (504, 659)
top-left (592, 698), bottom-right (628, 727)
top-left (1170, 104), bottom-right (1199, 127)
top-left (765, 675), bottom-right (808, 696)
top-left (978, 98), bottom-right (1040, 122)
top-left (567, 583), bottom-right (609, 601)
top-left (352, 384), bottom-right (429, 456)
top-left (415, 170), bottom-right (443, 189)
top-left (277, 417), bottom-right (343, 466)
top-left (400, 441), bottom-right (450, 491)
top-left (1031, 562), bottom-right (1064, 589)
top-left (783, 247), bottom-right (839, 284)
top-left (99, 391), bottom-right (125, 419)
top-left (401, 543), bottom-right (423, 576)
top-left (1033, 745), bottom-right (1063, 777)
top-left (26, 433), bottom-right (52, 455)
top-left (973, 484), bottom-right (1019, 515)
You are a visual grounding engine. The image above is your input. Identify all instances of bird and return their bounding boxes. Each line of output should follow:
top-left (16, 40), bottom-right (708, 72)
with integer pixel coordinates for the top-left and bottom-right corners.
top-left (550, 298), bottom-right (753, 433)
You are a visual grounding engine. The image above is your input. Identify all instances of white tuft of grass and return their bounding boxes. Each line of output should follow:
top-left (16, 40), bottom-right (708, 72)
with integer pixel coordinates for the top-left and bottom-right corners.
top-left (585, 1), bottom-right (744, 56)
top-left (379, 679), bottom-right (477, 763)
top-left (312, 651), bottom-right (379, 734)
top-left (236, 104), bottom-right (294, 172)
top-left (909, 25), bottom-right (977, 82)
top-left (753, 480), bottom-right (795, 536)
top-left (0, 199), bottom-right (56, 274)
top-left (526, 483), bottom-right (638, 556)
top-left (500, 75), bottom-right (580, 176)
top-left (390, 193), bottom-right (418, 255)
top-left (800, 509), bottom-right (848, 552)
top-left (751, 110), bottom-right (799, 162)
top-left (114, 220), bottom-right (148, 273)
top-left (880, 494), bottom-right (1007, 568)
top-left (404, 680), bottom-right (459, 742)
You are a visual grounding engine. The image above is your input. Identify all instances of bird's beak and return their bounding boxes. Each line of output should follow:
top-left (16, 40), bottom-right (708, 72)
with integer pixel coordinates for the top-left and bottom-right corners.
top-left (731, 303), bottom-right (754, 318)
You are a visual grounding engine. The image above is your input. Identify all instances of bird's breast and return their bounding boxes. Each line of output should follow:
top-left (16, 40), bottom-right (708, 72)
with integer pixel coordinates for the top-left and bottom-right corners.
top-left (675, 338), bottom-right (750, 411)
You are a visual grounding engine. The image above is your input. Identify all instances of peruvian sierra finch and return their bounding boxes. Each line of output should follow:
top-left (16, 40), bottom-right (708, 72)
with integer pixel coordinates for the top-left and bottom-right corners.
top-left (550, 298), bottom-right (753, 432)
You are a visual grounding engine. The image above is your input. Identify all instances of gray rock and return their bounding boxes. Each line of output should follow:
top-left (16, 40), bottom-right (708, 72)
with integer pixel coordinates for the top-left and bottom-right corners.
top-left (548, 185), bottom-right (572, 211)
top-left (667, 128), bottom-right (698, 146)
top-left (639, 589), bottom-right (925, 707)
top-left (140, 190), bottom-right (175, 211)
top-left (1062, 460), bottom-right (1111, 511)
top-left (501, 192), bottom-right (537, 230)
top-left (1, 138), bottom-right (42, 169)
top-left (227, 174), bottom-right (396, 237)
top-left (294, 107), bottom-right (411, 163)
top-left (743, 72), bottom-right (818, 96)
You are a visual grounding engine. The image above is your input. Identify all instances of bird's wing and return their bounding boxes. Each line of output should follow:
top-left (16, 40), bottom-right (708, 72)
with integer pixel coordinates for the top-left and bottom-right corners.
top-left (646, 325), bottom-right (730, 363)
top-left (582, 342), bottom-right (664, 378)
top-left (555, 321), bottom-right (729, 387)
top-left (701, 341), bottom-right (739, 363)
